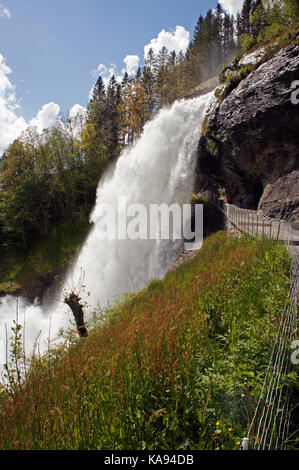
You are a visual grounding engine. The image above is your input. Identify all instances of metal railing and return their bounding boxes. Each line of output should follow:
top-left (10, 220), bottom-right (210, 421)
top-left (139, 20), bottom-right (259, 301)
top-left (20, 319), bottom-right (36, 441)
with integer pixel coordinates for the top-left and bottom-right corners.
top-left (208, 193), bottom-right (299, 450)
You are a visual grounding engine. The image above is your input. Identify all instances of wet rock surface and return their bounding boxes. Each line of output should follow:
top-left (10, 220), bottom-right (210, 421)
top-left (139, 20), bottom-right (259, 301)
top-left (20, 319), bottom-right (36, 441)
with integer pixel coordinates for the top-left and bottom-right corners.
top-left (196, 40), bottom-right (299, 221)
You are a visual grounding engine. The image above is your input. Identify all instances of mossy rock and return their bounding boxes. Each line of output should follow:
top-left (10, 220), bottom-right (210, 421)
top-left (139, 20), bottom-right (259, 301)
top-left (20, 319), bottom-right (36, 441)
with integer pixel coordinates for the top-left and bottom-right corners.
top-left (206, 138), bottom-right (220, 157)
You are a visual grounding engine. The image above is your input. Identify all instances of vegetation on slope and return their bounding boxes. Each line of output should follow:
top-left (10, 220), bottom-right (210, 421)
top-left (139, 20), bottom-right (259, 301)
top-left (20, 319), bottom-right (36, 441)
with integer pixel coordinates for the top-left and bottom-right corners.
top-left (0, 216), bottom-right (91, 298)
top-left (0, 232), bottom-right (296, 450)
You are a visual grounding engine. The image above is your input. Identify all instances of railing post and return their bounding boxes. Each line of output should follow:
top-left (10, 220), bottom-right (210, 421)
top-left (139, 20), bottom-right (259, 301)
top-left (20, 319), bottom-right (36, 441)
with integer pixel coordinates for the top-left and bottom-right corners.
top-left (247, 212), bottom-right (250, 234)
top-left (276, 221), bottom-right (281, 241)
top-left (269, 219), bottom-right (272, 240)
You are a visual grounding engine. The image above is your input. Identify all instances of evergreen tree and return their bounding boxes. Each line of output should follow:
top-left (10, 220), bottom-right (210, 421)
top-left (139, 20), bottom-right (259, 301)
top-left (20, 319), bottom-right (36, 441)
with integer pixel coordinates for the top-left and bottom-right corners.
top-left (121, 71), bottom-right (129, 88)
top-left (135, 67), bottom-right (142, 81)
top-left (105, 75), bottom-right (121, 152)
top-left (223, 14), bottom-right (235, 58)
top-left (87, 75), bottom-right (106, 131)
top-left (240, 0), bottom-right (254, 35)
top-left (167, 50), bottom-right (177, 67)
top-left (212, 3), bottom-right (225, 66)
top-left (145, 48), bottom-right (157, 73)
top-left (236, 12), bottom-right (243, 40)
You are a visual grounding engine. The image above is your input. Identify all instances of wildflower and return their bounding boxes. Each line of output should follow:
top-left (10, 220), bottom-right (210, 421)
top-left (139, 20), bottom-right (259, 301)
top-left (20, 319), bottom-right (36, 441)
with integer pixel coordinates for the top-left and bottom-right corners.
top-left (215, 429), bottom-right (222, 434)
top-left (216, 420), bottom-right (221, 426)
top-left (228, 427), bottom-right (233, 432)
top-left (236, 441), bottom-right (241, 446)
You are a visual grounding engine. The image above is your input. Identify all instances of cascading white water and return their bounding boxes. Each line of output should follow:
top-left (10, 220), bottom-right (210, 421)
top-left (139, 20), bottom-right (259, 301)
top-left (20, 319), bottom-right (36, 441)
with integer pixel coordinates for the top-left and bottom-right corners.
top-left (0, 92), bottom-right (213, 368)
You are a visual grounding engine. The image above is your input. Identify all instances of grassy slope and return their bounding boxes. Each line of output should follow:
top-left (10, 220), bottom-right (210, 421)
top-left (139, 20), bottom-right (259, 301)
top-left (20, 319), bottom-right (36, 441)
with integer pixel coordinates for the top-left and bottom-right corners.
top-left (0, 231), bottom-right (295, 450)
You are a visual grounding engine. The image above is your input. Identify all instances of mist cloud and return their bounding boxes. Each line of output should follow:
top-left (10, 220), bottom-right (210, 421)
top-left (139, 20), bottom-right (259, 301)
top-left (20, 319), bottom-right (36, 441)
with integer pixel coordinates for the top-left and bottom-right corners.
top-left (219, 0), bottom-right (244, 16)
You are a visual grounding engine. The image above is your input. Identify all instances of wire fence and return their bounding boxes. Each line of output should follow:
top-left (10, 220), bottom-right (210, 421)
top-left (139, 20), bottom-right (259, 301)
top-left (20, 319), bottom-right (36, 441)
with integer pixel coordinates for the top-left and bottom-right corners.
top-left (208, 193), bottom-right (299, 450)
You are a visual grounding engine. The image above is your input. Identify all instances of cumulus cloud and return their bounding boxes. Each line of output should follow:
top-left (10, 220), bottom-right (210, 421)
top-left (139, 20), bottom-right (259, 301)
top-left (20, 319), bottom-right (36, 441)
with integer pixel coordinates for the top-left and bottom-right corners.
top-left (68, 104), bottom-right (87, 137)
top-left (0, 53), bottom-right (89, 154)
top-left (0, 53), bottom-right (27, 154)
top-left (219, 0), bottom-right (244, 16)
top-left (29, 102), bottom-right (61, 133)
top-left (92, 63), bottom-right (116, 78)
top-left (91, 62), bottom-right (123, 87)
top-left (69, 104), bottom-right (87, 121)
top-left (91, 54), bottom-right (140, 87)
top-left (0, 52), bottom-right (64, 153)
top-left (122, 55), bottom-right (140, 76)
top-left (144, 25), bottom-right (190, 58)
top-left (0, 3), bottom-right (11, 18)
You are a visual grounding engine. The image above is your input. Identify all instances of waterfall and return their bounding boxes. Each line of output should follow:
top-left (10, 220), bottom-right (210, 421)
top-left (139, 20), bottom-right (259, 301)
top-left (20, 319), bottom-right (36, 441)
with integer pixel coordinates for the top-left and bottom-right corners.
top-left (0, 92), bottom-right (213, 368)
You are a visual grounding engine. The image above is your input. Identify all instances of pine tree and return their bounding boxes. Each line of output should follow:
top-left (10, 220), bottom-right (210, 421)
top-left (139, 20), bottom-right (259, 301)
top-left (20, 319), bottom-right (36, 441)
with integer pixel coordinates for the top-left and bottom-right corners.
top-left (236, 12), bottom-right (243, 40)
top-left (121, 71), bottom-right (129, 88)
top-left (141, 66), bottom-right (156, 115)
top-left (212, 3), bottom-right (225, 67)
top-left (92, 76), bottom-right (105, 102)
top-left (135, 67), bottom-right (142, 81)
top-left (250, 0), bottom-right (267, 40)
top-left (105, 76), bottom-right (121, 152)
top-left (145, 48), bottom-right (157, 73)
top-left (167, 50), bottom-right (177, 67)
top-left (223, 14), bottom-right (235, 59)
top-left (240, 0), bottom-right (254, 35)
top-left (87, 75), bottom-right (106, 129)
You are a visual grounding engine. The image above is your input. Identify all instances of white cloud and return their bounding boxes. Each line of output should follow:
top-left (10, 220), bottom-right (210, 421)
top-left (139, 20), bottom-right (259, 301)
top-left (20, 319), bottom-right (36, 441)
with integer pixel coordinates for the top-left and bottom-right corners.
top-left (69, 104), bottom-right (86, 121)
top-left (144, 25), bottom-right (190, 58)
top-left (0, 53), bottom-right (64, 153)
top-left (0, 53), bottom-right (89, 154)
top-left (0, 53), bottom-right (27, 154)
top-left (68, 104), bottom-right (87, 138)
top-left (91, 62), bottom-right (123, 86)
top-left (0, 3), bottom-right (11, 18)
top-left (91, 63), bottom-right (109, 78)
top-left (29, 102), bottom-right (61, 133)
top-left (219, 0), bottom-right (244, 16)
top-left (122, 55), bottom-right (140, 76)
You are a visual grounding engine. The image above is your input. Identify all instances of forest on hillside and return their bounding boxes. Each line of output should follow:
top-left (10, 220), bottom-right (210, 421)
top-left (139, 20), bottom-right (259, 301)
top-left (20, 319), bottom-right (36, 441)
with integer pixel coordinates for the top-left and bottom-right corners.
top-left (0, 0), bottom-right (298, 255)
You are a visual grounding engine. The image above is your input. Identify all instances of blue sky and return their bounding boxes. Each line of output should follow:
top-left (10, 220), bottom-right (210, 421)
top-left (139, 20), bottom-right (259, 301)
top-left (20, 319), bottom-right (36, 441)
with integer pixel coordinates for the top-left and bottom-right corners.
top-left (0, 0), bottom-right (242, 153)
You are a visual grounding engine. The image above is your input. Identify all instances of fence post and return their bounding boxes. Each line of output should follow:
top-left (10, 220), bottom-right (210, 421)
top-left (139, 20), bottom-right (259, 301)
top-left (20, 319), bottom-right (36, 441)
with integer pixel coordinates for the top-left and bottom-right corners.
top-left (269, 219), bottom-right (272, 240)
top-left (276, 221), bottom-right (281, 241)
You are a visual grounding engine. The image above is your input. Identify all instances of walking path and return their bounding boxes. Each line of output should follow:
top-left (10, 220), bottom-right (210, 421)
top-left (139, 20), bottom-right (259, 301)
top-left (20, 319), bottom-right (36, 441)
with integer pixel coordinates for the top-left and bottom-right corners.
top-left (208, 193), bottom-right (298, 450)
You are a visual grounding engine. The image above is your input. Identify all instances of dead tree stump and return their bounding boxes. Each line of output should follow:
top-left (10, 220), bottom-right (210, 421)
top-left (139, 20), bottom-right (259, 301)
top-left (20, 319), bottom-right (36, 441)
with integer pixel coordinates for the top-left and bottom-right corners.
top-left (64, 292), bottom-right (88, 338)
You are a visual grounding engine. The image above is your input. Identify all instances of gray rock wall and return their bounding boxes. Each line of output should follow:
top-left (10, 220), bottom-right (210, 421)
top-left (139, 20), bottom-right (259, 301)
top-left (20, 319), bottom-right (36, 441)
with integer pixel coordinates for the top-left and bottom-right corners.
top-left (196, 41), bottom-right (299, 221)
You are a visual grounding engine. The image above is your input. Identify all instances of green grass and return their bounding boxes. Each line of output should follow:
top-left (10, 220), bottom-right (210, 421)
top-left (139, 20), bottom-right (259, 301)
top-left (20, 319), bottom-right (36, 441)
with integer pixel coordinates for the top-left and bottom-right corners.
top-left (0, 231), bottom-right (296, 450)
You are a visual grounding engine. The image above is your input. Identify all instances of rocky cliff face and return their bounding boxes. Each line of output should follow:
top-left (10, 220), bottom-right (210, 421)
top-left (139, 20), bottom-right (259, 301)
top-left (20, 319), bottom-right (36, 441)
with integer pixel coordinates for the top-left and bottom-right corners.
top-left (195, 35), bottom-right (299, 221)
